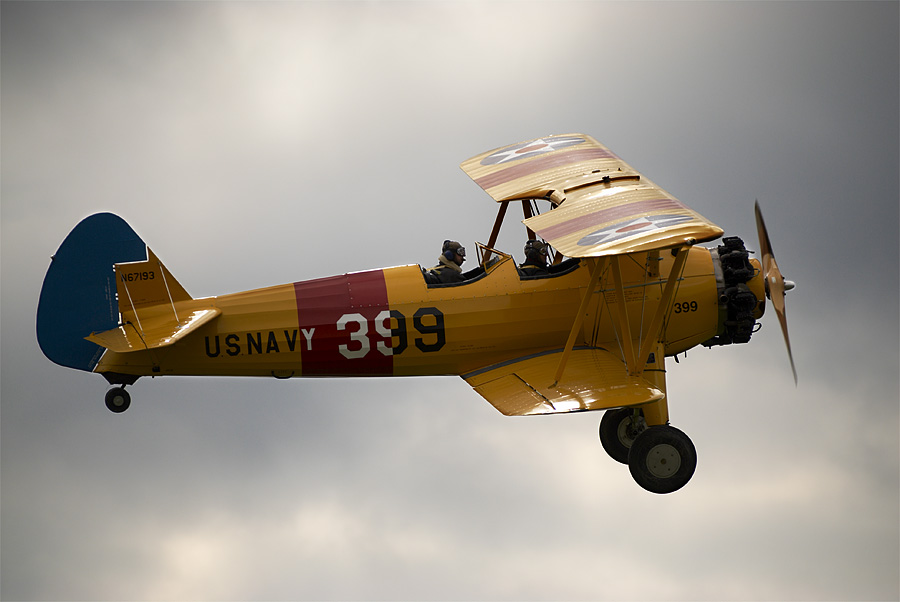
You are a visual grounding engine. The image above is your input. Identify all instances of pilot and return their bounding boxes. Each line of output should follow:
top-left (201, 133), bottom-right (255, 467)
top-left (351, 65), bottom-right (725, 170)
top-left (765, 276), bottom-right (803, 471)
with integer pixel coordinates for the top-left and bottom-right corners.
top-left (427, 240), bottom-right (467, 283)
top-left (519, 239), bottom-right (550, 275)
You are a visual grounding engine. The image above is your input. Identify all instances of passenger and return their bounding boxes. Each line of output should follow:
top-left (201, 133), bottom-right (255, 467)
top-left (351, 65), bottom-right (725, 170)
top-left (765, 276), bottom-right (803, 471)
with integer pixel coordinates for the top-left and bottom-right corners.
top-left (427, 240), bottom-right (467, 283)
top-left (519, 239), bottom-right (550, 276)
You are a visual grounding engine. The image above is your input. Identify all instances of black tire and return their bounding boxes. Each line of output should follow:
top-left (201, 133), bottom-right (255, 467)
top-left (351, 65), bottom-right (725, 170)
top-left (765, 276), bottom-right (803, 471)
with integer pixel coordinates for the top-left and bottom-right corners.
top-left (599, 408), bottom-right (645, 464)
top-left (628, 425), bottom-right (696, 494)
top-left (105, 387), bottom-right (131, 413)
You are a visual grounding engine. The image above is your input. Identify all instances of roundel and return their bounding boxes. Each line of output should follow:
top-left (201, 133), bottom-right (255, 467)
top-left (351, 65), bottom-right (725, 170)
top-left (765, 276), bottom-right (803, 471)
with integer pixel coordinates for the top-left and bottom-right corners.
top-left (481, 135), bottom-right (586, 166)
top-left (577, 214), bottom-right (695, 247)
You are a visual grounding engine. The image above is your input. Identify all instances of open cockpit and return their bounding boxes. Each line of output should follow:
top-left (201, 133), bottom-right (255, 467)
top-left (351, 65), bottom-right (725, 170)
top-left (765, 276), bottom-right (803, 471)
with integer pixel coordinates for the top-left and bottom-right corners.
top-left (422, 242), bottom-right (580, 288)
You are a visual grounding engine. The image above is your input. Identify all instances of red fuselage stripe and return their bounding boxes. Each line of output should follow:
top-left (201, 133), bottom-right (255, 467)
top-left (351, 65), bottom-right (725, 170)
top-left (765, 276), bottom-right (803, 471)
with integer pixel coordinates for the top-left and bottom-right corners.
top-left (294, 270), bottom-right (392, 376)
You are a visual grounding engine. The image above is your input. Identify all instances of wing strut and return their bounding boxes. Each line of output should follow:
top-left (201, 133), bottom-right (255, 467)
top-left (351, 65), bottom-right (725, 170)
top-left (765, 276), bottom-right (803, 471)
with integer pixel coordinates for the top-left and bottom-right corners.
top-left (611, 246), bottom-right (691, 376)
top-left (633, 246), bottom-right (690, 376)
top-left (551, 256), bottom-right (608, 387)
top-left (611, 256), bottom-right (637, 372)
top-left (485, 201), bottom-right (508, 257)
top-left (522, 199), bottom-right (536, 239)
top-left (609, 245), bottom-right (691, 376)
top-left (551, 245), bottom-right (692, 386)
top-left (484, 199), bottom-right (542, 261)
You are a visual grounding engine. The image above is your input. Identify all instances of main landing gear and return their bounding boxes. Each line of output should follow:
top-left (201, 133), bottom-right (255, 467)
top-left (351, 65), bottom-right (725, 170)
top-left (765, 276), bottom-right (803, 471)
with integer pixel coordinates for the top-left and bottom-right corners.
top-left (599, 407), bottom-right (697, 494)
top-left (104, 386), bottom-right (131, 413)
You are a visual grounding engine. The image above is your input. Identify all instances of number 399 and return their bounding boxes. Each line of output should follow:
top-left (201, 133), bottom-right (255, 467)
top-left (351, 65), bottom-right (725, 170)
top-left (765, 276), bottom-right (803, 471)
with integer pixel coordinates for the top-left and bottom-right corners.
top-left (673, 301), bottom-right (698, 314)
top-left (336, 307), bottom-right (445, 359)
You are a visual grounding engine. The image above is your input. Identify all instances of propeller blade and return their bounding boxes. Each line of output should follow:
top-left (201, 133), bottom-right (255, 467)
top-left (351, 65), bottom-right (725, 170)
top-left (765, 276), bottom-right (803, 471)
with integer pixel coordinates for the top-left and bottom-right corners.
top-left (755, 201), bottom-right (797, 384)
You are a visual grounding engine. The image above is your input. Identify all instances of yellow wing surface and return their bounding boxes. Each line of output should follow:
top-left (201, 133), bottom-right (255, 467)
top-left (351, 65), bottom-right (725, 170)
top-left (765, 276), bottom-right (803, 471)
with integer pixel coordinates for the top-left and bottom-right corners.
top-left (460, 134), bottom-right (724, 257)
top-left (463, 348), bottom-right (663, 416)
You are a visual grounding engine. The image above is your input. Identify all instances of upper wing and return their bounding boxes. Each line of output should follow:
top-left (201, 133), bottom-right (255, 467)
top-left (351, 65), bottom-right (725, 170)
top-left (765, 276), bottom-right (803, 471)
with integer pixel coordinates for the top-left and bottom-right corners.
top-left (462, 347), bottom-right (663, 416)
top-left (460, 134), bottom-right (723, 257)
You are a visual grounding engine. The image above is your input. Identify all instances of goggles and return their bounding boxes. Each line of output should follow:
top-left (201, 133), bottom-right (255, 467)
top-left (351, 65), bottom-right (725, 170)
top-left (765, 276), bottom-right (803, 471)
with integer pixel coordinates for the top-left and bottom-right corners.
top-left (525, 240), bottom-right (547, 255)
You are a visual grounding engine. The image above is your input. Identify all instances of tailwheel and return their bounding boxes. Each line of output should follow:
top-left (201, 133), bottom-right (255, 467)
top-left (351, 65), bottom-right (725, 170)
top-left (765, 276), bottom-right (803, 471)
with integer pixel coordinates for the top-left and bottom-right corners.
top-left (628, 425), bottom-right (696, 494)
top-left (599, 408), bottom-right (646, 464)
top-left (104, 386), bottom-right (131, 413)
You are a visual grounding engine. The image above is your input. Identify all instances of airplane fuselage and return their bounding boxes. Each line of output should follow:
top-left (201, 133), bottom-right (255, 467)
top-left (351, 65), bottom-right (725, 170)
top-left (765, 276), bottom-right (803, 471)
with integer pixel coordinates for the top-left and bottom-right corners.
top-left (95, 247), bottom-right (759, 380)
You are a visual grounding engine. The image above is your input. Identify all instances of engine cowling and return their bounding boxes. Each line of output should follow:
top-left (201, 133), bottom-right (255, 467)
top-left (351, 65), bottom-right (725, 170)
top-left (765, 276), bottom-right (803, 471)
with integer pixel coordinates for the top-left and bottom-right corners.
top-left (703, 237), bottom-right (765, 347)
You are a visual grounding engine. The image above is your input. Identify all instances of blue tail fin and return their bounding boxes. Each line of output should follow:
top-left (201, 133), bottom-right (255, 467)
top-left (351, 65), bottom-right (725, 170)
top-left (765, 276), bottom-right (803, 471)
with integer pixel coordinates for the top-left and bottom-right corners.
top-left (37, 213), bottom-right (149, 372)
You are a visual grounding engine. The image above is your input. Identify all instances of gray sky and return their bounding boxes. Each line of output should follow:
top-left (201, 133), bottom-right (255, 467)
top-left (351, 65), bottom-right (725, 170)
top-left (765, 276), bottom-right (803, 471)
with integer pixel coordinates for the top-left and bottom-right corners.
top-left (2, 2), bottom-right (898, 600)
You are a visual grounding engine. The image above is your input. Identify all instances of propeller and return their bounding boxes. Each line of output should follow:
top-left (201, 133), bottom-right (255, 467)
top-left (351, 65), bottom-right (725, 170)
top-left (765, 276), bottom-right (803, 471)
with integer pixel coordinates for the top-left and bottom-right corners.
top-left (755, 201), bottom-right (797, 384)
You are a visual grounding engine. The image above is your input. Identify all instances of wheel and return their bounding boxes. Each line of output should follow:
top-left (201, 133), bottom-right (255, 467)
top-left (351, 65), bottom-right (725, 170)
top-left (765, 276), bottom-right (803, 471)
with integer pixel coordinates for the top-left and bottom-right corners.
top-left (105, 387), bottom-right (131, 413)
top-left (599, 408), bottom-right (646, 464)
top-left (628, 425), bottom-right (696, 494)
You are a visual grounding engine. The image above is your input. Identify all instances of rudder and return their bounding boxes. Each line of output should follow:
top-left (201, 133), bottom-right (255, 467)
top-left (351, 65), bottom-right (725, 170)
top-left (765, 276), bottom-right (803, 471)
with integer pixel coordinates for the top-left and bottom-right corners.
top-left (36, 213), bottom-right (160, 372)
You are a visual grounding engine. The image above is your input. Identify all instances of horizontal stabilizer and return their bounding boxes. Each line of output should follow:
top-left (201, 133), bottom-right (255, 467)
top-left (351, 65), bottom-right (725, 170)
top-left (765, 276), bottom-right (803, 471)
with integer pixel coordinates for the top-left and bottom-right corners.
top-left (86, 308), bottom-right (220, 353)
top-left (462, 347), bottom-right (663, 416)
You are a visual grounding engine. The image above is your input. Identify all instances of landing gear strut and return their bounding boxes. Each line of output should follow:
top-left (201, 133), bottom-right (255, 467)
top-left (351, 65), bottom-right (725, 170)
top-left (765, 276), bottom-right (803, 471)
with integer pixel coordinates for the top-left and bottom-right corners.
top-left (599, 407), bottom-right (647, 464)
top-left (104, 386), bottom-right (131, 413)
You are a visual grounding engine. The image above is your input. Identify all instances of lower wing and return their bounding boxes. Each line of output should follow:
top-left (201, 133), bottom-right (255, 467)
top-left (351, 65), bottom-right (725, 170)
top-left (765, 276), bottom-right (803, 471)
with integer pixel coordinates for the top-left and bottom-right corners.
top-left (462, 347), bottom-right (663, 416)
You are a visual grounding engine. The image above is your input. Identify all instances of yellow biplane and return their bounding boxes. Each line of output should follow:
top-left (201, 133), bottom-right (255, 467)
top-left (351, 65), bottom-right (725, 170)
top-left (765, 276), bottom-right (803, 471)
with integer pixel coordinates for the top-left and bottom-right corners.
top-left (37, 134), bottom-right (795, 493)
